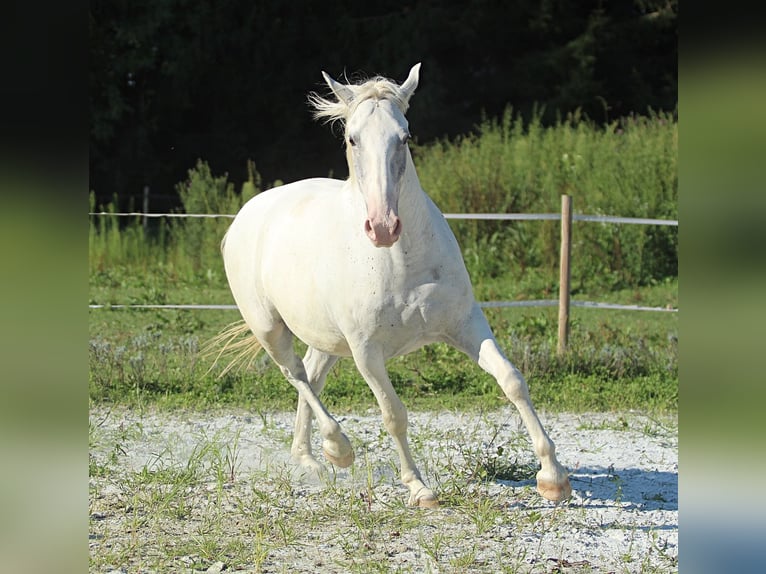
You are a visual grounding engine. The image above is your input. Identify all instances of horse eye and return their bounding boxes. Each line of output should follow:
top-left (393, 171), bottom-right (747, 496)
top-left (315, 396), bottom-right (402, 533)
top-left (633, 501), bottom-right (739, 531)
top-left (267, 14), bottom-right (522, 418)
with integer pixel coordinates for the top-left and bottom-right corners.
top-left (348, 136), bottom-right (357, 147)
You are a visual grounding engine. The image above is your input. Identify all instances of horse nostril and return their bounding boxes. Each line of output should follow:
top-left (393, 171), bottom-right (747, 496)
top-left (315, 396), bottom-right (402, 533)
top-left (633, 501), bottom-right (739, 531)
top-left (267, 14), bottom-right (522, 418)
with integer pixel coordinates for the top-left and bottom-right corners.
top-left (364, 217), bottom-right (400, 245)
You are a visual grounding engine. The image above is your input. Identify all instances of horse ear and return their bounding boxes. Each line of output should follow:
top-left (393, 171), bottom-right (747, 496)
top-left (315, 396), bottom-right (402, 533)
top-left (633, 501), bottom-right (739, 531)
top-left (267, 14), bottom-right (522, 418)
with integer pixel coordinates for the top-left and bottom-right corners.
top-left (322, 71), bottom-right (354, 105)
top-left (399, 63), bottom-right (421, 103)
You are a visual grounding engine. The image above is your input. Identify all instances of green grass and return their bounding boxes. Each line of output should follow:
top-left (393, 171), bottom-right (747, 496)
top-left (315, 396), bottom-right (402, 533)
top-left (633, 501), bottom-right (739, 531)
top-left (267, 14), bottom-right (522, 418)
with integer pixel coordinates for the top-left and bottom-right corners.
top-left (89, 262), bottom-right (677, 414)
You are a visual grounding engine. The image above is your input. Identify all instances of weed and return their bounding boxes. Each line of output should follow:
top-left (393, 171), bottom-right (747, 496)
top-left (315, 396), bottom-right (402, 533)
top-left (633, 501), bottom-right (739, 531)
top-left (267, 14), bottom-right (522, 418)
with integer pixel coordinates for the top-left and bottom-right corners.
top-left (417, 526), bottom-right (447, 565)
top-left (449, 546), bottom-right (478, 570)
top-left (576, 416), bottom-right (630, 432)
top-left (452, 415), bottom-right (540, 485)
top-left (465, 496), bottom-right (504, 535)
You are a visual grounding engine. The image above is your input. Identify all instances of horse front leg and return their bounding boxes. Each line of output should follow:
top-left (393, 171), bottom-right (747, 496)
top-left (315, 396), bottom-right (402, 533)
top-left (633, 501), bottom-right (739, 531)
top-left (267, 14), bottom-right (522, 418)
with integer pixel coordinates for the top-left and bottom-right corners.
top-left (352, 344), bottom-right (439, 508)
top-left (291, 347), bottom-right (339, 472)
top-left (450, 304), bottom-right (572, 503)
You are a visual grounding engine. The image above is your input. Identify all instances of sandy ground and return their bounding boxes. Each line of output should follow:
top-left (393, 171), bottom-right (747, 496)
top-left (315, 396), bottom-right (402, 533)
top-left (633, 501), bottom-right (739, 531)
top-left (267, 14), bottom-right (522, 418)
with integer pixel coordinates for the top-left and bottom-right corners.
top-left (89, 407), bottom-right (678, 573)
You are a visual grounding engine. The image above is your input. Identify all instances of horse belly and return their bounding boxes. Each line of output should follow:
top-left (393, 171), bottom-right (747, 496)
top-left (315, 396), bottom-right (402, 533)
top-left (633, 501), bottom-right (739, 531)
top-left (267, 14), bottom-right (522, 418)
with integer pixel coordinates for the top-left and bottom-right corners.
top-left (277, 299), bottom-right (353, 356)
top-left (263, 246), bottom-right (357, 356)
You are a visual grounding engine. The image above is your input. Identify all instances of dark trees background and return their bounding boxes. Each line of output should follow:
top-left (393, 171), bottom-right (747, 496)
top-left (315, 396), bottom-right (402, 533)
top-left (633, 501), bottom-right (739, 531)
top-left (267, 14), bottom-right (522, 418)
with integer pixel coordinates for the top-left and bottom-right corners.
top-left (89, 0), bottom-right (677, 209)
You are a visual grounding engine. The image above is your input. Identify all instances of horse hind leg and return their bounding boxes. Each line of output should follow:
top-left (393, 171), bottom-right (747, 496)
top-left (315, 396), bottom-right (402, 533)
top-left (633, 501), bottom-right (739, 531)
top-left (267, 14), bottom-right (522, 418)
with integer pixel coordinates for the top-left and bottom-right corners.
top-left (254, 320), bottom-right (355, 469)
top-left (448, 305), bottom-right (572, 503)
top-left (290, 347), bottom-right (341, 472)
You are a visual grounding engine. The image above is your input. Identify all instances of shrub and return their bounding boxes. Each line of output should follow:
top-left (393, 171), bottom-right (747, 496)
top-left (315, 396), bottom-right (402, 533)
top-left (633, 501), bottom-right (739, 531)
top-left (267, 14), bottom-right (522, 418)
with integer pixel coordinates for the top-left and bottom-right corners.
top-left (170, 160), bottom-right (260, 277)
top-left (89, 160), bottom-right (262, 280)
top-left (413, 108), bottom-right (677, 292)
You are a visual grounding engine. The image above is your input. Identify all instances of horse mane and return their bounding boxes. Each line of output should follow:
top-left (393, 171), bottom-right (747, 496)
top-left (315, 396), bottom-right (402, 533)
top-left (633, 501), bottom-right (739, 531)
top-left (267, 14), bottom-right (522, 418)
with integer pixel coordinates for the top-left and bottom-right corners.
top-left (308, 75), bottom-right (411, 127)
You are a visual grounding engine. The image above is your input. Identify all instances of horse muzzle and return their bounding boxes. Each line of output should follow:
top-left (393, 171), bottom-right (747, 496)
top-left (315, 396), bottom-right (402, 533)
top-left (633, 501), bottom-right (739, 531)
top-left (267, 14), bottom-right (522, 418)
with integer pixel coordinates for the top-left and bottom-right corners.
top-left (364, 215), bottom-right (402, 247)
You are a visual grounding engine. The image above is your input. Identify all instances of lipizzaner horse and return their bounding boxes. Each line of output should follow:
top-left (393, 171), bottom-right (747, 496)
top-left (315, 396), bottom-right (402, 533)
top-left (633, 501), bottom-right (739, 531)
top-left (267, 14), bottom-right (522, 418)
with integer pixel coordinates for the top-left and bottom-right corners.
top-left (219, 64), bottom-right (571, 507)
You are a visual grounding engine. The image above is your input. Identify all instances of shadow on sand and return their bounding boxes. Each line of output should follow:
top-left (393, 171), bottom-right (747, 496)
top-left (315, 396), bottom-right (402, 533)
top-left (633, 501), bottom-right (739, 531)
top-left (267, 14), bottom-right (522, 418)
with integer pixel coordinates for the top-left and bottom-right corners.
top-left (500, 465), bottom-right (678, 512)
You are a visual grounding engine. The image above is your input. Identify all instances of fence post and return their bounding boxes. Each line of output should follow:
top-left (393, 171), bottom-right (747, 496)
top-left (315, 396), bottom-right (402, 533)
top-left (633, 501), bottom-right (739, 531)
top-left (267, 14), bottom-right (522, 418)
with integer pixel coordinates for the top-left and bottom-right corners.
top-left (142, 185), bottom-right (150, 232)
top-left (557, 194), bottom-right (572, 356)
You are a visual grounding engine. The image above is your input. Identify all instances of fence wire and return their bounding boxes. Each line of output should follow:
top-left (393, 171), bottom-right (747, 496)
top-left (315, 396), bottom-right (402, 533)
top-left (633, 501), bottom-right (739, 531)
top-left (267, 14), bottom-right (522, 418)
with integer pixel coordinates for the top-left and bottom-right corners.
top-left (89, 210), bottom-right (678, 313)
top-left (89, 301), bottom-right (677, 312)
top-left (89, 211), bottom-right (678, 226)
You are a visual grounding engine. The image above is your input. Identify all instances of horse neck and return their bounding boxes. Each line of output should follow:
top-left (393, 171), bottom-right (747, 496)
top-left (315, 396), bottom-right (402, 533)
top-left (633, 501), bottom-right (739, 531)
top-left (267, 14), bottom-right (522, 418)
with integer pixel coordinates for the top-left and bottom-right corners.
top-left (399, 150), bottom-right (434, 229)
top-left (345, 146), bottom-right (440, 251)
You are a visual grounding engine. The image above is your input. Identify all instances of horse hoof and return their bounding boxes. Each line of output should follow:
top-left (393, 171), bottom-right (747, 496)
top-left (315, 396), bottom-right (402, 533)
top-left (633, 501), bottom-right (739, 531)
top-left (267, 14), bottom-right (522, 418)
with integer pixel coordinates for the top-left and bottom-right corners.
top-left (408, 487), bottom-right (440, 508)
top-left (416, 494), bottom-right (440, 509)
top-left (536, 476), bottom-right (572, 502)
top-left (322, 446), bottom-right (355, 468)
top-left (294, 454), bottom-right (326, 475)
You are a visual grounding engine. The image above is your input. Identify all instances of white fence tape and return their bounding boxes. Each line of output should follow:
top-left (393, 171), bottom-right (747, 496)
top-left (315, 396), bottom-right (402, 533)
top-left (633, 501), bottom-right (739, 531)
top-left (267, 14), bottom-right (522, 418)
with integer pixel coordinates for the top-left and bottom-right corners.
top-left (89, 212), bottom-right (235, 219)
top-left (89, 301), bottom-right (677, 312)
top-left (89, 210), bottom-right (678, 313)
top-left (443, 213), bottom-right (679, 226)
top-left (89, 212), bottom-right (679, 226)
top-left (89, 304), bottom-right (238, 310)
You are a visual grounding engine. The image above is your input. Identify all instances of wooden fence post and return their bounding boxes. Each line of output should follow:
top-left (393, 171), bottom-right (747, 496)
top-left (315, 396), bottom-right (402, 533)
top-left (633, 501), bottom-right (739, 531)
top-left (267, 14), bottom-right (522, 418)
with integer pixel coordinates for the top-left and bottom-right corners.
top-left (142, 185), bottom-right (150, 232)
top-left (557, 194), bottom-right (572, 356)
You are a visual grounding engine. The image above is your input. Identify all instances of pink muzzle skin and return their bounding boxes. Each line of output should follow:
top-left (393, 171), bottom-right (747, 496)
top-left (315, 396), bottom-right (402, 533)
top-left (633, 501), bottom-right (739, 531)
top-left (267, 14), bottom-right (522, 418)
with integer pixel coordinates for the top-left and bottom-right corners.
top-left (364, 216), bottom-right (402, 247)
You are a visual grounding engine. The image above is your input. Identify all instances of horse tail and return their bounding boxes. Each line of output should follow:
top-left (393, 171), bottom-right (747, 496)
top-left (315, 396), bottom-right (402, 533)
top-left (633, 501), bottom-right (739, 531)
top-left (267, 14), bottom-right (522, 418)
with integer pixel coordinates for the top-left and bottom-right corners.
top-left (201, 319), bottom-right (263, 379)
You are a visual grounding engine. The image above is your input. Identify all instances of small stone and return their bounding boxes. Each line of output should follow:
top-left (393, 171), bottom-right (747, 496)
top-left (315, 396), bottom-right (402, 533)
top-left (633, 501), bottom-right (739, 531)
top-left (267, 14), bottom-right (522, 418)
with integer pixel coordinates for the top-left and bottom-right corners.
top-left (206, 561), bottom-right (226, 573)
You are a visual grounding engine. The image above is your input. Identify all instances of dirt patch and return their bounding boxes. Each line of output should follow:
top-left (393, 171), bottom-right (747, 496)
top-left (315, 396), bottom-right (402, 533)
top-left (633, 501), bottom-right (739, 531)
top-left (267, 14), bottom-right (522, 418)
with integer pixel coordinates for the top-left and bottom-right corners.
top-left (89, 407), bottom-right (677, 573)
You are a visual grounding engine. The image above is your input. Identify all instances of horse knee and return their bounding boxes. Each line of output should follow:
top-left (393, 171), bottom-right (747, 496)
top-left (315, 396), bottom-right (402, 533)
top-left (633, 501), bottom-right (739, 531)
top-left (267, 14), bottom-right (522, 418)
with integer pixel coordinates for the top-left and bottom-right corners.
top-left (500, 366), bottom-right (530, 404)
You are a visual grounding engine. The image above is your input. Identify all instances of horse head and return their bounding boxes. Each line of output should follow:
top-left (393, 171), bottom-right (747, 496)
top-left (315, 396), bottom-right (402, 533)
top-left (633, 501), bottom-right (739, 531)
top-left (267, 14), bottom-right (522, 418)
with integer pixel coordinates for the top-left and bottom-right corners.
top-left (311, 64), bottom-right (421, 247)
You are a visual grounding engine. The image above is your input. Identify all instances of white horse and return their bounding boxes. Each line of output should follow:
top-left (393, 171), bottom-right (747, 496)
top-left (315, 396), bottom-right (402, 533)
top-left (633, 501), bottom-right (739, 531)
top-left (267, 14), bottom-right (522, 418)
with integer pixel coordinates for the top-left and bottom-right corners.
top-left (219, 63), bottom-right (571, 507)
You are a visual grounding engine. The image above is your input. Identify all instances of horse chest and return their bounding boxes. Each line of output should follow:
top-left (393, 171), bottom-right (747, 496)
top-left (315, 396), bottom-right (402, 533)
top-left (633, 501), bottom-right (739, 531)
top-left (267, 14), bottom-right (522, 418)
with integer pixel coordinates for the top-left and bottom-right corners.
top-left (339, 268), bottom-right (472, 355)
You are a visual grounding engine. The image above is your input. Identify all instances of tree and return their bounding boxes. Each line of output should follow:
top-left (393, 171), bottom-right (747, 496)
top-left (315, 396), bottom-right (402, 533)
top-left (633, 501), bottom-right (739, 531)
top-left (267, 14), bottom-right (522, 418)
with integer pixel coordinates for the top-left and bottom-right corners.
top-left (89, 0), bottom-right (677, 207)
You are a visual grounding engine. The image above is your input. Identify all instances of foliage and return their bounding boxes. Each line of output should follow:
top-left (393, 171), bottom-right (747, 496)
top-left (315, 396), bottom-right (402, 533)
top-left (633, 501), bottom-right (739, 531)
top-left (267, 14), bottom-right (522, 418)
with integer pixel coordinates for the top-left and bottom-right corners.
top-left (89, 191), bottom-right (159, 272)
top-left (89, 159), bottom-right (261, 280)
top-left (171, 159), bottom-right (260, 275)
top-left (414, 108), bottom-right (677, 291)
top-left (89, 0), bottom-right (677, 204)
